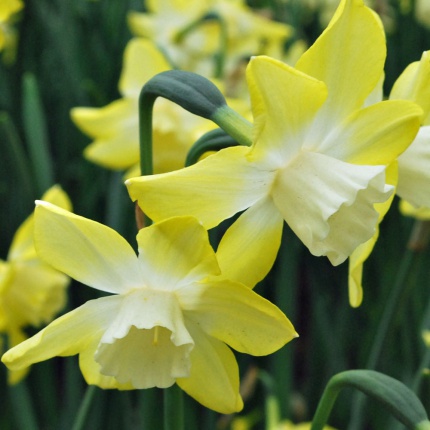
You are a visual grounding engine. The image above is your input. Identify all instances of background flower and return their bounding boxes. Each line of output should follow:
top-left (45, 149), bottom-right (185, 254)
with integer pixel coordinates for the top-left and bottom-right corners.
top-left (0, 185), bottom-right (71, 384)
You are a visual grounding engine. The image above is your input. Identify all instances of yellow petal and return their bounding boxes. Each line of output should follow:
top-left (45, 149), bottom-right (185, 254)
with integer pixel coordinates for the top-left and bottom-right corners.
top-left (246, 56), bottom-right (327, 164)
top-left (126, 146), bottom-right (272, 229)
top-left (399, 200), bottom-right (430, 220)
top-left (390, 51), bottom-right (430, 123)
top-left (71, 98), bottom-right (136, 138)
top-left (2, 262), bottom-right (68, 328)
top-left (119, 38), bottom-right (171, 99)
top-left (348, 163), bottom-right (398, 307)
top-left (295, 0), bottom-right (386, 129)
top-left (178, 280), bottom-right (298, 355)
top-left (177, 320), bottom-right (243, 414)
top-left (34, 201), bottom-right (142, 294)
top-left (127, 12), bottom-right (154, 38)
top-left (348, 234), bottom-right (378, 307)
top-left (321, 100), bottom-right (422, 165)
top-left (137, 217), bottom-right (220, 290)
top-left (216, 196), bottom-right (284, 288)
top-left (2, 295), bottom-right (122, 371)
top-left (8, 185), bottom-right (72, 262)
top-left (0, 0), bottom-right (23, 22)
top-left (84, 130), bottom-right (139, 171)
top-left (72, 99), bottom-right (140, 170)
top-left (6, 327), bottom-right (29, 385)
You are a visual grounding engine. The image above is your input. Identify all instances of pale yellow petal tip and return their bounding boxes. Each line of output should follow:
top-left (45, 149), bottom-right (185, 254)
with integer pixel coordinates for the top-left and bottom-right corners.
top-left (40, 185), bottom-right (73, 211)
top-left (35, 199), bottom-right (51, 208)
top-left (399, 199), bottom-right (430, 220)
top-left (422, 330), bottom-right (430, 347)
top-left (348, 277), bottom-right (364, 308)
top-left (1, 349), bottom-right (15, 368)
top-left (7, 366), bottom-right (30, 385)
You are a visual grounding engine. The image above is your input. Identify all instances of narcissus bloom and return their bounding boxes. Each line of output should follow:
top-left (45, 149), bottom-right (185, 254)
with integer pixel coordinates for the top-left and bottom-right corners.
top-left (128, 0), bottom-right (291, 76)
top-left (2, 202), bottom-right (297, 413)
top-left (0, 185), bottom-right (70, 384)
top-left (349, 50), bottom-right (430, 306)
top-left (127, 0), bottom-right (421, 288)
top-left (71, 38), bottom-right (219, 177)
top-left (391, 51), bottom-right (430, 210)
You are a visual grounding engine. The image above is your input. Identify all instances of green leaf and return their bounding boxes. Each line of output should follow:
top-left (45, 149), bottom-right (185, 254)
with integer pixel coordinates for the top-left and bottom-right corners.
top-left (22, 72), bottom-right (54, 195)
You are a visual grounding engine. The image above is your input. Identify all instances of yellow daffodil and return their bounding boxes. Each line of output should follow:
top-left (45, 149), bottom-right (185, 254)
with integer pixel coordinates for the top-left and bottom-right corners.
top-left (0, 0), bottom-right (23, 59)
top-left (126, 0), bottom-right (421, 289)
top-left (349, 50), bottom-right (430, 306)
top-left (2, 203), bottom-right (297, 413)
top-left (391, 51), bottom-right (430, 211)
top-left (71, 38), bottom-right (224, 178)
top-left (0, 185), bottom-right (70, 384)
top-left (128, 0), bottom-right (290, 76)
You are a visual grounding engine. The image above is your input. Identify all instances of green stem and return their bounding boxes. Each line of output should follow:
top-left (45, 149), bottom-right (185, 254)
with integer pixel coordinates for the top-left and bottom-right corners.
top-left (163, 385), bottom-right (184, 430)
top-left (211, 105), bottom-right (253, 147)
top-left (185, 128), bottom-right (239, 166)
top-left (138, 80), bottom-right (185, 429)
top-left (138, 90), bottom-right (154, 177)
top-left (71, 385), bottom-right (98, 430)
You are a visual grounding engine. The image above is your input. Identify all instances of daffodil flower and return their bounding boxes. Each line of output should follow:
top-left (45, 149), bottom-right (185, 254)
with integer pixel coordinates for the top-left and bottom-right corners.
top-left (349, 50), bottom-right (430, 306)
top-left (0, 185), bottom-right (70, 384)
top-left (126, 0), bottom-right (421, 289)
top-left (391, 51), bottom-right (430, 210)
top-left (2, 202), bottom-right (297, 413)
top-left (71, 38), bottom-right (220, 178)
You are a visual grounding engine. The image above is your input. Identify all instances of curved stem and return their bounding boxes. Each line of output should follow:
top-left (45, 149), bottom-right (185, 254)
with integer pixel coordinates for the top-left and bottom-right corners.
top-left (185, 128), bottom-right (239, 166)
top-left (312, 370), bottom-right (429, 430)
